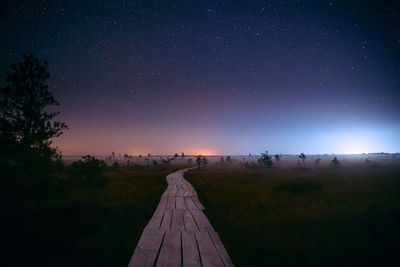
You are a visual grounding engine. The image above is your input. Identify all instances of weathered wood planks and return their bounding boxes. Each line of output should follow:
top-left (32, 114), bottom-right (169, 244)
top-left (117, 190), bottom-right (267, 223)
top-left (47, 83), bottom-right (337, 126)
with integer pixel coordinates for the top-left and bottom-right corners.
top-left (128, 230), bottom-right (165, 267)
top-left (129, 168), bottom-right (233, 266)
top-left (171, 209), bottom-right (185, 231)
top-left (183, 210), bottom-right (199, 232)
top-left (160, 209), bottom-right (172, 231)
top-left (156, 231), bottom-right (181, 267)
top-left (182, 231), bottom-right (201, 267)
top-left (144, 208), bottom-right (164, 231)
top-left (196, 231), bottom-right (224, 266)
top-left (176, 196), bottom-right (187, 209)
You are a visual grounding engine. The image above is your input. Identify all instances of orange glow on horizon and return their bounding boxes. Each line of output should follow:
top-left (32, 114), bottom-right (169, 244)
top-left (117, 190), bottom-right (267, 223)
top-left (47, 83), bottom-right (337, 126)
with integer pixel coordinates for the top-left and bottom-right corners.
top-left (185, 148), bottom-right (218, 156)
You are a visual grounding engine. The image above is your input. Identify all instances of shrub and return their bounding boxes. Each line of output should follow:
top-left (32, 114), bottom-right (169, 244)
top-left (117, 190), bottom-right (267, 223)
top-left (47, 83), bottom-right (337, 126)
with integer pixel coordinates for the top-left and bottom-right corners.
top-left (331, 157), bottom-right (340, 167)
top-left (69, 155), bottom-right (108, 201)
top-left (258, 151), bottom-right (273, 167)
top-left (298, 153), bottom-right (306, 168)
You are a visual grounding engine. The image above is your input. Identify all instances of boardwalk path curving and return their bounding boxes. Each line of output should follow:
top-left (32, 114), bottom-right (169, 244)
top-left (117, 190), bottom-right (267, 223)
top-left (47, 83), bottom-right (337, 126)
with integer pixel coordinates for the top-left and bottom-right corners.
top-left (128, 168), bottom-right (234, 267)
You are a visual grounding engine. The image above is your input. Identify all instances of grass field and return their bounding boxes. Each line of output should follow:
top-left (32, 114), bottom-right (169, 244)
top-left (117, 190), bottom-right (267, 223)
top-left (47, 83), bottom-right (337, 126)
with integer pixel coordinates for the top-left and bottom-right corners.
top-left (185, 164), bottom-right (400, 266)
top-left (0, 165), bottom-right (178, 267)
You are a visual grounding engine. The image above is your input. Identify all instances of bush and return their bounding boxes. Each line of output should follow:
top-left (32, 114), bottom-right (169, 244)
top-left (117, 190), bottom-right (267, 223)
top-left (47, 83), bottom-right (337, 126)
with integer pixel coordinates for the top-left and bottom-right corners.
top-left (111, 161), bottom-right (119, 170)
top-left (258, 151), bottom-right (273, 167)
top-left (330, 157), bottom-right (340, 167)
top-left (68, 155), bottom-right (108, 201)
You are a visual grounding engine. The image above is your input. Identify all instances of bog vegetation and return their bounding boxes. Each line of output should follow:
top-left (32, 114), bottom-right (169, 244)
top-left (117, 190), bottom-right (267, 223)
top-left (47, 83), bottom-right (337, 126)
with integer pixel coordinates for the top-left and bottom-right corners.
top-left (185, 164), bottom-right (400, 266)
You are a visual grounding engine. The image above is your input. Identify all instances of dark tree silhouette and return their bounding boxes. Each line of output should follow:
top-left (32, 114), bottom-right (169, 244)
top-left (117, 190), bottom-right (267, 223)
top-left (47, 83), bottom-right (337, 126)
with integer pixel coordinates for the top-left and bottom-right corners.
top-left (299, 153), bottom-right (306, 168)
top-left (111, 161), bottom-right (119, 170)
top-left (226, 156), bottom-right (232, 165)
top-left (161, 158), bottom-right (171, 168)
top-left (258, 151), bottom-right (273, 167)
top-left (196, 155), bottom-right (202, 168)
top-left (274, 154), bottom-right (281, 162)
top-left (331, 157), bottom-right (340, 167)
top-left (0, 55), bottom-right (68, 177)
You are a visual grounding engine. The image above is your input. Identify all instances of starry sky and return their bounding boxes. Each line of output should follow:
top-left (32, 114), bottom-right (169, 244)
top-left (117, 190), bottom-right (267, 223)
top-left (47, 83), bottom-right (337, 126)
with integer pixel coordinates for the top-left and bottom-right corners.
top-left (1, 0), bottom-right (400, 155)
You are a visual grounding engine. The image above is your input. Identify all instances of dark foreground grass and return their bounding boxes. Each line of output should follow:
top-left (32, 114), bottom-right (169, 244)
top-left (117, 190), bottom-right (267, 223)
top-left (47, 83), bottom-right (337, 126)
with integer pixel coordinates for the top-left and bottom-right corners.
top-left (185, 165), bottom-right (400, 266)
top-left (0, 166), bottom-right (177, 267)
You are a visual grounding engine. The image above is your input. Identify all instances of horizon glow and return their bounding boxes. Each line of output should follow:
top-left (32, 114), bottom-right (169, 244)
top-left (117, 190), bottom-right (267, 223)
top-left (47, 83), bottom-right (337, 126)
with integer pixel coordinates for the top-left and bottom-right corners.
top-left (2, 1), bottom-right (400, 156)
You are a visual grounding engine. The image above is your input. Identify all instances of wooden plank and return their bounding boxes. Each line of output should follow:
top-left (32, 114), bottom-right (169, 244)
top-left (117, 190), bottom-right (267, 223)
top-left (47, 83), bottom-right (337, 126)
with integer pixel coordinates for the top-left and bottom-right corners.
top-left (177, 183), bottom-right (184, 188)
top-left (209, 231), bottom-right (234, 267)
top-left (168, 189), bottom-right (178, 196)
top-left (156, 231), bottom-right (181, 267)
top-left (160, 209), bottom-right (172, 231)
top-left (166, 197), bottom-right (175, 210)
top-left (183, 181), bottom-right (195, 191)
top-left (156, 195), bottom-right (168, 210)
top-left (176, 188), bottom-right (186, 196)
top-left (183, 210), bottom-right (199, 232)
top-left (128, 230), bottom-right (165, 267)
top-left (184, 190), bottom-right (197, 197)
top-left (185, 197), bottom-right (199, 210)
top-left (167, 184), bottom-right (178, 197)
top-left (176, 197), bottom-right (187, 209)
top-left (191, 209), bottom-right (214, 231)
top-left (192, 197), bottom-right (205, 209)
top-left (171, 209), bottom-right (185, 231)
top-left (144, 209), bottom-right (164, 231)
top-left (182, 231), bottom-right (201, 267)
top-left (195, 231), bottom-right (224, 267)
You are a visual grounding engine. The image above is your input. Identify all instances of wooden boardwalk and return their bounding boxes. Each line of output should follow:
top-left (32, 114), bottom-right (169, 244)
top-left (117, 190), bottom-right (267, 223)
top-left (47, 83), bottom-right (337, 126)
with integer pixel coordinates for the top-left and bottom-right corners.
top-left (128, 168), bottom-right (234, 267)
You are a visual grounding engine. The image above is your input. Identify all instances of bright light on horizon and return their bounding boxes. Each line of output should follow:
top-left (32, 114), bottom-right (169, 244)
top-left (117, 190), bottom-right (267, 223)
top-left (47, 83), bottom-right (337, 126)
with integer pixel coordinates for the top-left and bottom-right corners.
top-left (336, 135), bottom-right (375, 154)
top-left (314, 126), bottom-right (396, 155)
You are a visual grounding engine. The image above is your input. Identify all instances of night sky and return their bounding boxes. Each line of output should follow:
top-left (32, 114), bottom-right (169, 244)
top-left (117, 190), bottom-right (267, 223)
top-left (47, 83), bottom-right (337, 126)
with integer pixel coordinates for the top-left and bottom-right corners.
top-left (1, 0), bottom-right (399, 155)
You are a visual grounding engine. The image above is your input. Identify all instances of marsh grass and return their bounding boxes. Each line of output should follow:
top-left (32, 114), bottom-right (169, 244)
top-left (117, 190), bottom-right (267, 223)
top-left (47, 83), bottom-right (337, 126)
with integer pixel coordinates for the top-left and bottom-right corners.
top-left (274, 179), bottom-right (323, 194)
top-left (0, 166), bottom-right (179, 266)
top-left (185, 165), bottom-right (400, 266)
